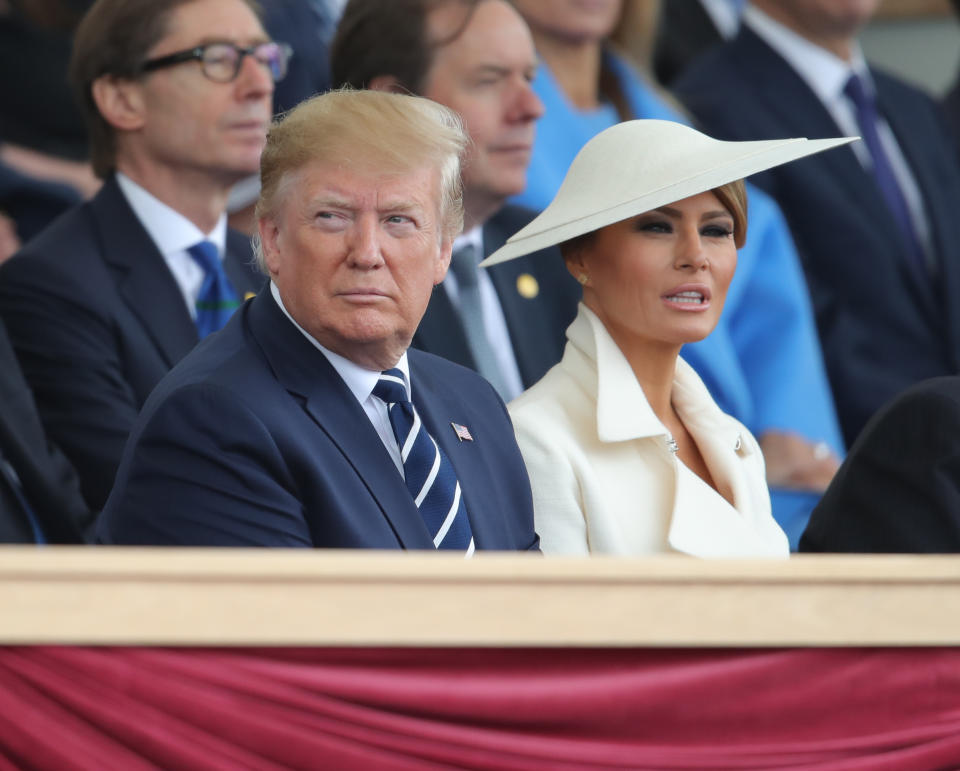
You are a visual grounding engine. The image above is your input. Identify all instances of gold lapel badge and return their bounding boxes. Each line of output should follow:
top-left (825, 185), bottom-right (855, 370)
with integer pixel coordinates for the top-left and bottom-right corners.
top-left (516, 273), bottom-right (539, 299)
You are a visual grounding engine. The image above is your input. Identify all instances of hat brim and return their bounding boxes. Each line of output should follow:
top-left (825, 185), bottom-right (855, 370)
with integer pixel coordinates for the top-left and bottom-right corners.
top-left (480, 120), bottom-right (857, 268)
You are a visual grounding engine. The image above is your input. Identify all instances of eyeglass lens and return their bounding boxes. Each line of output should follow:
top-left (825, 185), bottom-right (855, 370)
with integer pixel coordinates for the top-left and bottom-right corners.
top-left (202, 43), bottom-right (289, 82)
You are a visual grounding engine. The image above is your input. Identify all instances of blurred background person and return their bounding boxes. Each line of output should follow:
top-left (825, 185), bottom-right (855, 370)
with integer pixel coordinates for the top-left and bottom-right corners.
top-left (652, 0), bottom-right (745, 87)
top-left (0, 0), bottom-right (275, 511)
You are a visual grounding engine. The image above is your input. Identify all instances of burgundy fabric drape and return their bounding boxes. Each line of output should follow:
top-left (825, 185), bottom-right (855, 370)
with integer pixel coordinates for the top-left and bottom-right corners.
top-left (0, 647), bottom-right (959, 770)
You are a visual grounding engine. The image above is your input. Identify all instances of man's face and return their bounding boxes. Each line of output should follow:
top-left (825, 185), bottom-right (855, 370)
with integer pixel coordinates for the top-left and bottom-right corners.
top-left (128, 0), bottom-right (274, 186)
top-left (422, 0), bottom-right (543, 224)
top-left (260, 160), bottom-right (452, 371)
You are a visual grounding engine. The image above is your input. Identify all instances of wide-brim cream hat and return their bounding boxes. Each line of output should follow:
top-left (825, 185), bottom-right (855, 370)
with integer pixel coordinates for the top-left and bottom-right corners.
top-left (480, 119), bottom-right (856, 267)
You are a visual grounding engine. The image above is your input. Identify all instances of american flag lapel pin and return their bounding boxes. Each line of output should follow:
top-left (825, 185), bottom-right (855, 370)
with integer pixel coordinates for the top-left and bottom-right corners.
top-left (451, 422), bottom-right (473, 442)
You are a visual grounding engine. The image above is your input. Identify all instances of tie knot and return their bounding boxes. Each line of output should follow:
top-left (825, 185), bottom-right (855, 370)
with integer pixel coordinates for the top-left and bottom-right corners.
top-left (450, 243), bottom-right (479, 289)
top-left (188, 240), bottom-right (220, 274)
top-left (373, 368), bottom-right (409, 405)
top-left (843, 72), bottom-right (871, 110)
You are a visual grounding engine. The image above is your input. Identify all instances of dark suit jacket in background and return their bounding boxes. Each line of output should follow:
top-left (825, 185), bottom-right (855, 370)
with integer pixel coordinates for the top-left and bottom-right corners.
top-left (675, 27), bottom-right (960, 446)
top-left (0, 176), bottom-right (264, 512)
top-left (0, 317), bottom-right (90, 543)
top-left (800, 376), bottom-right (960, 553)
top-left (96, 289), bottom-right (539, 550)
top-left (413, 205), bottom-right (580, 389)
top-left (262, 0), bottom-right (335, 115)
top-left (653, 0), bottom-right (725, 87)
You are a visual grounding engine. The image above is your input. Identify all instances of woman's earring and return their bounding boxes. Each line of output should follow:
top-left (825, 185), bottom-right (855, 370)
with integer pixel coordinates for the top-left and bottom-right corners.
top-left (577, 274), bottom-right (589, 286)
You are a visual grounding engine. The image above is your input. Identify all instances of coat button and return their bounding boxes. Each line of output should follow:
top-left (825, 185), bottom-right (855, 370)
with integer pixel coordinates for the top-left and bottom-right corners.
top-left (734, 435), bottom-right (742, 452)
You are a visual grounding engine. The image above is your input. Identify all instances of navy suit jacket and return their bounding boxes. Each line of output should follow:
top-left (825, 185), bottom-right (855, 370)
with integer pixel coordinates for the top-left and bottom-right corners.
top-left (0, 176), bottom-right (264, 511)
top-left (801, 376), bottom-right (960, 553)
top-left (96, 289), bottom-right (540, 550)
top-left (0, 317), bottom-right (90, 543)
top-left (675, 27), bottom-right (960, 445)
top-left (413, 205), bottom-right (580, 389)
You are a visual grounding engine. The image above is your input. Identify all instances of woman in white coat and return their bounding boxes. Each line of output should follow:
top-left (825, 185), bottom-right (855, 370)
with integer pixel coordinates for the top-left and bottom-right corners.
top-left (481, 120), bottom-right (853, 557)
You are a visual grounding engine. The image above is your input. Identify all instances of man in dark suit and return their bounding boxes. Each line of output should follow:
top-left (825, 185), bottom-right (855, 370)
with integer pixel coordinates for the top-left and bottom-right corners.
top-left (331, 0), bottom-right (580, 401)
top-left (653, 0), bottom-right (740, 87)
top-left (0, 0), bottom-right (280, 510)
top-left (0, 318), bottom-right (91, 543)
top-left (800, 376), bottom-right (960, 553)
top-left (674, 0), bottom-right (960, 447)
top-left (95, 89), bottom-right (539, 551)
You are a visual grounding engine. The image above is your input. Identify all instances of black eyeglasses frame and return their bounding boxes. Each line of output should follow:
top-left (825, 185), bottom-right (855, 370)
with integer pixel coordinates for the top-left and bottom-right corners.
top-left (138, 41), bottom-right (293, 83)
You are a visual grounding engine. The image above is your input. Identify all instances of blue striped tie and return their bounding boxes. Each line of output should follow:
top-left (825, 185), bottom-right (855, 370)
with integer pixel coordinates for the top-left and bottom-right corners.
top-left (373, 369), bottom-right (475, 553)
top-left (187, 241), bottom-right (241, 338)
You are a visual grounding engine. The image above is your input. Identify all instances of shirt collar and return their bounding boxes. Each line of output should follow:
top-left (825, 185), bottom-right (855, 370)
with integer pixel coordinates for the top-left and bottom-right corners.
top-left (269, 282), bottom-right (411, 402)
top-left (452, 225), bottom-right (483, 257)
top-left (743, 4), bottom-right (871, 105)
top-left (116, 172), bottom-right (227, 258)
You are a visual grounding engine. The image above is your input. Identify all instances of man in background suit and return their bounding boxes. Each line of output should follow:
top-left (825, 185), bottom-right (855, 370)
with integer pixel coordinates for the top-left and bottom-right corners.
top-left (653, 0), bottom-right (741, 87)
top-left (96, 89), bottom-right (539, 551)
top-left (0, 0), bottom-right (278, 510)
top-left (0, 318), bottom-right (90, 543)
top-left (674, 0), bottom-right (960, 446)
top-left (331, 0), bottom-right (580, 401)
top-left (801, 376), bottom-right (960, 553)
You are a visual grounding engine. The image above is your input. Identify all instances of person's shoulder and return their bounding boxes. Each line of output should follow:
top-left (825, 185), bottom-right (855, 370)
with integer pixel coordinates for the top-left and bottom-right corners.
top-left (225, 226), bottom-right (254, 258)
top-left (871, 66), bottom-right (937, 107)
top-left (1, 196), bottom-right (97, 271)
top-left (408, 347), bottom-right (495, 393)
top-left (487, 203), bottom-right (538, 232)
top-left (865, 375), bottom-right (960, 430)
top-left (509, 363), bottom-right (581, 428)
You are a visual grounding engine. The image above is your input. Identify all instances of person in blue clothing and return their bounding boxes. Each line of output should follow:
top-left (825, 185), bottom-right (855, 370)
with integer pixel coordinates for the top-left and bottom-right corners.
top-left (509, 0), bottom-right (842, 547)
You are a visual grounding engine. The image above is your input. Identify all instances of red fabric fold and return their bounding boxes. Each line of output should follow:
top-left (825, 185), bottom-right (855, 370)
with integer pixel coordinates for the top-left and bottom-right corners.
top-left (0, 647), bottom-right (958, 770)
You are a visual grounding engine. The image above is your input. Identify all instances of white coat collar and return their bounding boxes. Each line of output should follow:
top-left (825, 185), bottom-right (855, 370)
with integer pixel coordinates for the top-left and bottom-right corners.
top-left (563, 304), bottom-right (745, 453)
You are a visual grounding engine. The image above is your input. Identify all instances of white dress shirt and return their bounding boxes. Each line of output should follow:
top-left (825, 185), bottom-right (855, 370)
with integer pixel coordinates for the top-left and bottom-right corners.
top-left (699, 0), bottom-right (742, 40)
top-left (116, 173), bottom-right (229, 318)
top-left (743, 5), bottom-right (932, 262)
top-left (270, 282), bottom-right (407, 476)
top-left (442, 226), bottom-right (524, 400)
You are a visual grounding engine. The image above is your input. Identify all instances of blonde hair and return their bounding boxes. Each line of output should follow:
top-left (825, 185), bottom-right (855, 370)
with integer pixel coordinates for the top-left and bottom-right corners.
top-left (712, 179), bottom-right (748, 249)
top-left (253, 88), bottom-right (469, 271)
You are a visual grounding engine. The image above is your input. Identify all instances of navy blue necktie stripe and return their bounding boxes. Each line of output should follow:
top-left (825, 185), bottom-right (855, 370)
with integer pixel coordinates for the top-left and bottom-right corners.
top-left (844, 74), bottom-right (927, 277)
top-left (187, 241), bottom-right (241, 338)
top-left (373, 368), bottom-right (474, 553)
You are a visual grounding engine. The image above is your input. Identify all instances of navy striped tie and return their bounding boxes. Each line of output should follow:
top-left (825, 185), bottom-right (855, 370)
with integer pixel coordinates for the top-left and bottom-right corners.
top-left (373, 369), bottom-right (475, 553)
top-left (187, 241), bottom-right (241, 338)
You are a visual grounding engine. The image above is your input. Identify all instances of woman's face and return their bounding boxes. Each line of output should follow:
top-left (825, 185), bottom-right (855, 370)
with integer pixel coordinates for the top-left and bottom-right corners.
top-left (569, 190), bottom-right (737, 351)
top-left (511, 0), bottom-right (622, 45)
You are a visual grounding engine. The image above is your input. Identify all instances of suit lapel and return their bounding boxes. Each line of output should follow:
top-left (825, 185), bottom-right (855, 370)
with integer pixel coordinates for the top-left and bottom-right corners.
top-left (483, 210), bottom-right (566, 388)
top-left (92, 178), bottom-right (198, 367)
top-left (413, 286), bottom-right (475, 370)
top-left (247, 291), bottom-right (432, 548)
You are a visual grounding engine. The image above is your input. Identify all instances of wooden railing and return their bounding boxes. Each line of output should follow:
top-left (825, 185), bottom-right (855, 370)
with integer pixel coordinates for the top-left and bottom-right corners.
top-left (1, 548), bottom-right (958, 646)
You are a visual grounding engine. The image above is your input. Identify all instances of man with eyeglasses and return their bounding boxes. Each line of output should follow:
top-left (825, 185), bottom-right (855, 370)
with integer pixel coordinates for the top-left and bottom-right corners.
top-left (0, 0), bottom-right (285, 513)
